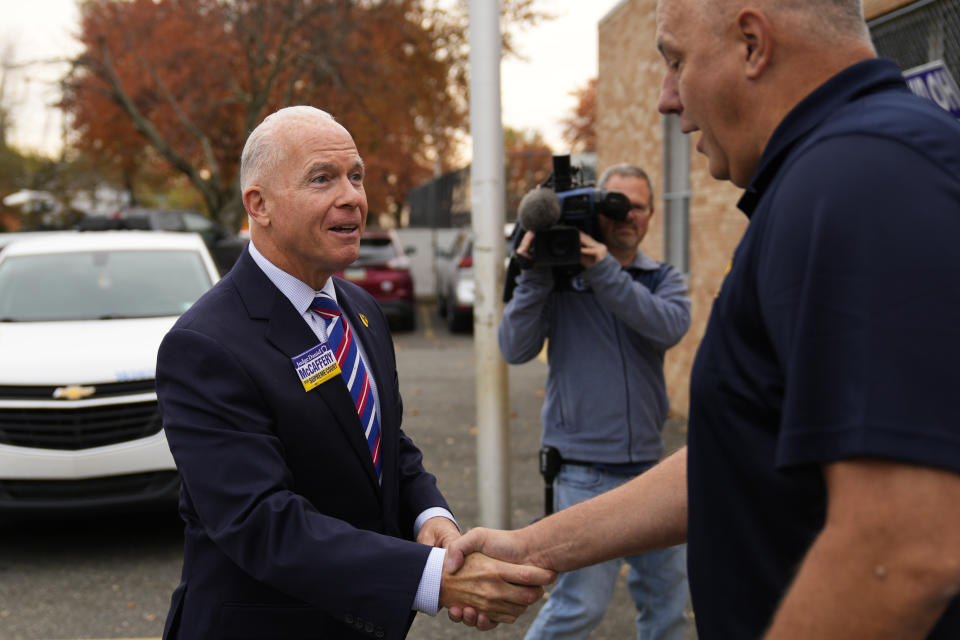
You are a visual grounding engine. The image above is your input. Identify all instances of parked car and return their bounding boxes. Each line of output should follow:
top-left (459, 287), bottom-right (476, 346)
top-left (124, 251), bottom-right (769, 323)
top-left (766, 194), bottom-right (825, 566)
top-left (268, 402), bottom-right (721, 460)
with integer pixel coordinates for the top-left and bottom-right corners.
top-left (336, 229), bottom-right (416, 331)
top-left (435, 223), bottom-right (515, 333)
top-left (0, 230), bottom-right (79, 254)
top-left (77, 207), bottom-right (248, 275)
top-left (0, 231), bottom-right (220, 510)
top-left (435, 229), bottom-right (474, 332)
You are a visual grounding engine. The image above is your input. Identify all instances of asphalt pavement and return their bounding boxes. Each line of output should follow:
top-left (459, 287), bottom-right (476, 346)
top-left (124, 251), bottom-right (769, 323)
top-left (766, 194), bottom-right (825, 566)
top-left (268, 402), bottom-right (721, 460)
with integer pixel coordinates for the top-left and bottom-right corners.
top-left (0, 303), bottom-right (695, 640)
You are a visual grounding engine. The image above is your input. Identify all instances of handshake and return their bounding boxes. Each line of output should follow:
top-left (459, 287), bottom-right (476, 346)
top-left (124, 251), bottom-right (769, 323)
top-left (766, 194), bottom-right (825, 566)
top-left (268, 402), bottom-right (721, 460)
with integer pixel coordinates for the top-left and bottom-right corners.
top-left (420, 517), bottom-right (553, 631)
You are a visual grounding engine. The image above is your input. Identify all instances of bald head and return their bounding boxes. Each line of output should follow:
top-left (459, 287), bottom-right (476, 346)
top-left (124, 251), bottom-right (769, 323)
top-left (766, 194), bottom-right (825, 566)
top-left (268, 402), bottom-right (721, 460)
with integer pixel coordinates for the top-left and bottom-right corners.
top-left (655, 0), bottom-right (876, 186)
top-left (240, 106), bottom-right (342, 193)
top-left (686, 0), bottom-right (871, 44)
top-left (239, 105), bottom-right (368, 288)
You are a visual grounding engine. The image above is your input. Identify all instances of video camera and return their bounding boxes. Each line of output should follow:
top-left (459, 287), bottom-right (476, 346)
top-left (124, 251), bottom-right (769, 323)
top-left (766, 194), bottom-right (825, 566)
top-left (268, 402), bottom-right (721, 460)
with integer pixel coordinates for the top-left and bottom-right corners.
top-left (504, 155), bottom-right (631, 302)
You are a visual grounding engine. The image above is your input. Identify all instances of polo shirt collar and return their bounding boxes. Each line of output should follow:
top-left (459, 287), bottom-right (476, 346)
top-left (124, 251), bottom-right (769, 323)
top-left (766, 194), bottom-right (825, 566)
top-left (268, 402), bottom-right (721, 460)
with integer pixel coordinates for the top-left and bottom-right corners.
top-left (626, 247), bottom-right (661, 272)
top-left (738, 58), bottom-right (908, 217)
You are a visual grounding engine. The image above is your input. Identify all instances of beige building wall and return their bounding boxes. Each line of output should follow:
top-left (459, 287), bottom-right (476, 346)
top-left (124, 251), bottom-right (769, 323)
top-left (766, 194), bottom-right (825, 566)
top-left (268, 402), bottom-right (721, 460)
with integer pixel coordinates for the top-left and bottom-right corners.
top-left (596, 0), bottom-right (916, 417)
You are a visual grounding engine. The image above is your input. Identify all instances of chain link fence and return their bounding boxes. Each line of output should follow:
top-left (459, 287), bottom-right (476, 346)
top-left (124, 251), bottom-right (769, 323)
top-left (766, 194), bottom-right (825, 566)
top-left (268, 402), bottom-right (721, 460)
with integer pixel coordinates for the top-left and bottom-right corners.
top-left (869, 0), bottom-right (960, 78)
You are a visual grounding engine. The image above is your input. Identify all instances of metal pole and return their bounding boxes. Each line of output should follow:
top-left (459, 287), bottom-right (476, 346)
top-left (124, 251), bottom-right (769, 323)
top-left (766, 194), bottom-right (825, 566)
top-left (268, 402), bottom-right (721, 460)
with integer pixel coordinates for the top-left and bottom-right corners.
top-left (662, 114), bottom-right (690, 275)
top-left (469, 0), bottom-right (511, 529)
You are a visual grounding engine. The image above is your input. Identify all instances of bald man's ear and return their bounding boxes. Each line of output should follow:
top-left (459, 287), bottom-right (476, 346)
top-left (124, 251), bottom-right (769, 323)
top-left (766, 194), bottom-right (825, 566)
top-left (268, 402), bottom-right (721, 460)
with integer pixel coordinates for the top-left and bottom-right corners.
top-left (244, 186), bottom-right (271, 229)
top-left (737, 9), bottom-right (772, 79)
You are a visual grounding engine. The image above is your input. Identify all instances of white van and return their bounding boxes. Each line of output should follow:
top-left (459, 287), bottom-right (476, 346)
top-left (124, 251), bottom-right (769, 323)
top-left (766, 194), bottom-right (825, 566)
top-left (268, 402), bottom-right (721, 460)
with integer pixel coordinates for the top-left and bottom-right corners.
top-left (0, 231), bottom-right (220, 510)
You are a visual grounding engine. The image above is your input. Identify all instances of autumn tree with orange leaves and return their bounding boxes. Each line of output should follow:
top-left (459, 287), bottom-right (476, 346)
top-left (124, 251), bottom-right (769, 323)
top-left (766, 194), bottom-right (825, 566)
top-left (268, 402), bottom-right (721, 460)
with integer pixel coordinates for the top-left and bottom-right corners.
top-left (61, 0), bottom-right (544, 230)
top-left (503, 127), bottom-right (552, 217)
top-left (561, 77), bottom-right (596, 153)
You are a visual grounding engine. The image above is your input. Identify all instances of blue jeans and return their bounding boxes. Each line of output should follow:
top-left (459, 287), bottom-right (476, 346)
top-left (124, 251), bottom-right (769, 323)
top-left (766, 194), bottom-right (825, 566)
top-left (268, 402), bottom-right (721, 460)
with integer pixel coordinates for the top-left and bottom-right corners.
top-left (524, 464), bottom-right (690, 640)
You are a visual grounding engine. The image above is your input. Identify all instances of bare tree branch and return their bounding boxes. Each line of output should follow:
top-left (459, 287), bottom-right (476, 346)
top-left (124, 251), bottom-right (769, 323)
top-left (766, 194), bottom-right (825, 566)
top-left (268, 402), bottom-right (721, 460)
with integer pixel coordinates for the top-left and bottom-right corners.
top-left (93, 37), bottom-right (222, 213)
top-left (133, 48), bottom-right (222, 191)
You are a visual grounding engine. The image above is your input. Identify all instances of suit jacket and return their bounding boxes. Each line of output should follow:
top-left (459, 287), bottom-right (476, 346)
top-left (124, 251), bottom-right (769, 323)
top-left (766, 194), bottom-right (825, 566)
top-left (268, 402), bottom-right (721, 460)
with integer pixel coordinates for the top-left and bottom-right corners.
top-left (156, 249), bottom-right (449, 640)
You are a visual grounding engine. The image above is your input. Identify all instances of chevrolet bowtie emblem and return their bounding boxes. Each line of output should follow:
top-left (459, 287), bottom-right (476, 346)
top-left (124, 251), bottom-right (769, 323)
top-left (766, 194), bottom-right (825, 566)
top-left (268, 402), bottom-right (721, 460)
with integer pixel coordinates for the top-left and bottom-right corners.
top-left (53, 385), bottom-right (96, 400)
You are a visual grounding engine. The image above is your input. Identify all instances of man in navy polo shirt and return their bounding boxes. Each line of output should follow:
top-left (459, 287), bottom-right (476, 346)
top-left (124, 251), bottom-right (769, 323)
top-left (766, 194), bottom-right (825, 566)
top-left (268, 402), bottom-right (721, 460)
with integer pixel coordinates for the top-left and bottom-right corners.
top-left (447, 0), bottom-right (960, 637)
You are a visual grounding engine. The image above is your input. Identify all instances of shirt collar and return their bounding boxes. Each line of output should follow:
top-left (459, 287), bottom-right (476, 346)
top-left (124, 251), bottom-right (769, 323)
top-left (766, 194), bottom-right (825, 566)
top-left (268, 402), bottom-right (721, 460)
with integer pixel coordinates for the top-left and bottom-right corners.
top-left (247, 241), bottom-right (337, 314)
top-left (625, 247), bottom-right (662, 272)
top-left (738, 58), bottom-right (908, 217)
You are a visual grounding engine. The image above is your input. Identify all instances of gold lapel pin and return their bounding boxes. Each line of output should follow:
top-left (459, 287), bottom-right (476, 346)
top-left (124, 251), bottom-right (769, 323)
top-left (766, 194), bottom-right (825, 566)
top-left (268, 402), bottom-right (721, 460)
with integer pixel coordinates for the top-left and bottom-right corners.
top-left (360, 313), bottom-right (369, 327)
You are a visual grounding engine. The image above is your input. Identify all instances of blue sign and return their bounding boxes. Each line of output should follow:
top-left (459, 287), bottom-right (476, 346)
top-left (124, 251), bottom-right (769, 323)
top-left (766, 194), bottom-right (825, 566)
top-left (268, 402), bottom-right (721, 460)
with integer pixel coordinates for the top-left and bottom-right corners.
top-left (903, 60), bottom-right (960, 120)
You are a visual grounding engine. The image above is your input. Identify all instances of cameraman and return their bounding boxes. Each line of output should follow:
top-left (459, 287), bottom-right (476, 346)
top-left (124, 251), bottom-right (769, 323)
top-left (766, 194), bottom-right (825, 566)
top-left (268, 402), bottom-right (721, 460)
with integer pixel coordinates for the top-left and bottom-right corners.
top-left (499, 163), bottom-right (691, 640)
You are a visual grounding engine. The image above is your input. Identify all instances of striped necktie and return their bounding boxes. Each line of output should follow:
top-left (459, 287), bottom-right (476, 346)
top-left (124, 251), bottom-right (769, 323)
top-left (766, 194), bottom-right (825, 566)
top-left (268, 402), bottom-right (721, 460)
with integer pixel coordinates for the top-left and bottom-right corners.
top-left (310, 293), bottom-right (382, 483)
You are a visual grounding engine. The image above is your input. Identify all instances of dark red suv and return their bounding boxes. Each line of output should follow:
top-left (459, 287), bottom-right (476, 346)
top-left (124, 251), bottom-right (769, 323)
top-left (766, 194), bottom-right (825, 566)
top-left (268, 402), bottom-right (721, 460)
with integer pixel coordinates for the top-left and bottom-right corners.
top-left (336, 229), bottom-right (416, 331)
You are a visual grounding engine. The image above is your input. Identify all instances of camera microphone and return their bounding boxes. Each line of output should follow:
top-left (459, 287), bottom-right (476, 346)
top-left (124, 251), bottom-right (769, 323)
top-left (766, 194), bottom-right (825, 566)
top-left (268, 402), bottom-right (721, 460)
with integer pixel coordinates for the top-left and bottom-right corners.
top-left (517, 187), bottom-right (561, 232)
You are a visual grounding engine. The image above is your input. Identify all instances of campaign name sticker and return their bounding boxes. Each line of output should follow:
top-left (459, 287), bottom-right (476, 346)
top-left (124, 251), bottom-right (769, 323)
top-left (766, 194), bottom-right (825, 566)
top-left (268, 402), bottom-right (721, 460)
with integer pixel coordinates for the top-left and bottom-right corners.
top-left (292, 342), bottom-right (340, 392)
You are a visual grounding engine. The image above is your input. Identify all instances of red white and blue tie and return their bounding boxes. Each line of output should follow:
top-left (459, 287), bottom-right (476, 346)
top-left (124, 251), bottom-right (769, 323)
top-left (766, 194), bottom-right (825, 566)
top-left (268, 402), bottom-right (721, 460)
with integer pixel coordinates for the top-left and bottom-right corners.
top-left (310, 293), bottom-right (382, 483)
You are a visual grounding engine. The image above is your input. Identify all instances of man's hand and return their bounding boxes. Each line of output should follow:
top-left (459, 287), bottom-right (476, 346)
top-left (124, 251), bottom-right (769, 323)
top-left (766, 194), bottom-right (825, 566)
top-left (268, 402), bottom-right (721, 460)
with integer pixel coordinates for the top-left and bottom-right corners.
top-left (439, 551), bottom-right (555, 631)
top-left (443, 450), bottom-right (690, 627)
top-left (416, 516), bottom-right (460, 549)
top-left (445, 527), bottom-right (531, 573)
top-left (578, 231), bottom-right (608, 268)
top-left (516, 230), bottom-right (535, 260)
top-left (443, 527), bottom-right (542, 629)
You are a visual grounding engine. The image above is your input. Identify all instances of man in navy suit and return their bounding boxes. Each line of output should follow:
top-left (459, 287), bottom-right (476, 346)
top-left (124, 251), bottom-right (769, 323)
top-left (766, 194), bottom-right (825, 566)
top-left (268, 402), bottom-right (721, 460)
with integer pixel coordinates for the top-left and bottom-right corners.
top-left (156, 106), bottom-right (553, 640)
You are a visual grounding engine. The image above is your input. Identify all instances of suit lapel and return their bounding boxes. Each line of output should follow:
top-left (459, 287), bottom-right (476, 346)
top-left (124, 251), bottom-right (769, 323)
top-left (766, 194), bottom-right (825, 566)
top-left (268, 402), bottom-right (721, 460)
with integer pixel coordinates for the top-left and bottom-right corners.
top-left (232, 253), bottom-right (381, 493)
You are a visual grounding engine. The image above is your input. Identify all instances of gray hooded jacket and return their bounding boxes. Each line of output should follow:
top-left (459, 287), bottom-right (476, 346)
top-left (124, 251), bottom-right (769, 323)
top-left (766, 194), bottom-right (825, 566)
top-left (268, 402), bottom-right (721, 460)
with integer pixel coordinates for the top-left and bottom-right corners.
top-left (499, 250), bottom-right (691, 464)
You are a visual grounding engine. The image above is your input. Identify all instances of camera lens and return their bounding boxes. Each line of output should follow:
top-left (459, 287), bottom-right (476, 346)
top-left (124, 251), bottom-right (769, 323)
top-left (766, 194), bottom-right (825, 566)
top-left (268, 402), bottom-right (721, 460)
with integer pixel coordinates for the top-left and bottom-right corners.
top-left (547, 232), bottom-right (576, 258)
top-left (533, 226), bottom-right (581, 266)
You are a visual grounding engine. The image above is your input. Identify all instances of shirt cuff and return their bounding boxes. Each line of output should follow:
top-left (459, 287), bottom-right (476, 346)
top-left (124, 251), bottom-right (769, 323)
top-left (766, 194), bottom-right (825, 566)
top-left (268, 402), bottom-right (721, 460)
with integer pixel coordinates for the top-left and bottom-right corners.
top-left (518, 266), bottom-right (554, 288)
top-left (412, 546), bottom-right (447, 615)
top-left (413, 507), bottom-right (458, 537)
